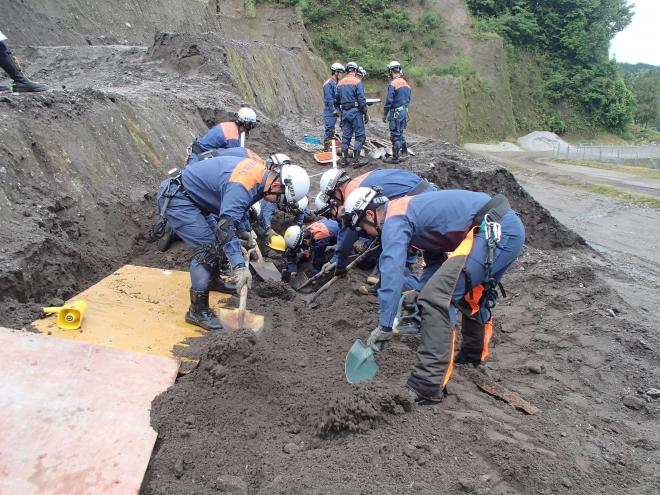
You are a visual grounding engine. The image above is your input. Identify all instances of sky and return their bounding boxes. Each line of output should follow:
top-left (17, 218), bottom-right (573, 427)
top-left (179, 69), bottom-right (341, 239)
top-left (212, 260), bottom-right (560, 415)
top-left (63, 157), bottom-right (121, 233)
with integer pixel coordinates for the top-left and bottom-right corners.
top-left (610, 0), bottom-right (660, 65)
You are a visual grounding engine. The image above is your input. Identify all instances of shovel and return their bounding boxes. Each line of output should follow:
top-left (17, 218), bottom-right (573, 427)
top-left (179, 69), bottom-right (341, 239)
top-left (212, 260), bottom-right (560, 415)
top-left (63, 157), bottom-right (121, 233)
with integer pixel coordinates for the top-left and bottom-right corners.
top-left (302, 241), bottom-right (380, 306)
top-left (344, 340), bottom-right (383, 383)
top-left (249, 242), bottom-right (281, 282)
top-left (219, 250), bottom-right (264, 332)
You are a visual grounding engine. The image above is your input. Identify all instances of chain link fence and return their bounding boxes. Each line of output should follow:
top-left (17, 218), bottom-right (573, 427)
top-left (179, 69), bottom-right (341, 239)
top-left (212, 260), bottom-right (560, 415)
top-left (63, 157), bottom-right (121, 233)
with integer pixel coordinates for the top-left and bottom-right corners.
top-left (554, 142), bottom-right (660, 167)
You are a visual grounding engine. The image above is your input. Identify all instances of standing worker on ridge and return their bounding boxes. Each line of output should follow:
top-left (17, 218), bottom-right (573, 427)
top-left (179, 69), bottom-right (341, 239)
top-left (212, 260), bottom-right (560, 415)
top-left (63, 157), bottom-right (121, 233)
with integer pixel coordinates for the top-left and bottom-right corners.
top-left (0, 30), bottom-right (48, 93)
top-left (322, 62), bottom-right (345, 151)
top-left (382, 61), bottom-right (411, 164)
top-left (342, 187), bottom-right (525, 404)
top-left (156, 155), bottom-right (310, 331)
top-left (186, 107), bottom-right (258, 164)
top-left (336, 62), bottom-right (369, 168)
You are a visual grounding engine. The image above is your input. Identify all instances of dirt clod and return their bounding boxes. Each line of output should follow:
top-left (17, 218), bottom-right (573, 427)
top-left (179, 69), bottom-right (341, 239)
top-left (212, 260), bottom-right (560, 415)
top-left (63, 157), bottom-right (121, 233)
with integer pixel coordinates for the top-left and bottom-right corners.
top-left (215, 475), bottom-right (248, 495)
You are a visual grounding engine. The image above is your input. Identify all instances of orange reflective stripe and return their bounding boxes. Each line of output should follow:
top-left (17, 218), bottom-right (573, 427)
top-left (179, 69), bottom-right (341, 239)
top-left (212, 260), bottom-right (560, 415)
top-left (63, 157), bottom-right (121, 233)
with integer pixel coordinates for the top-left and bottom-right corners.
top-left (385, 196), bottom-right (412, 220)
top-left (229, 159), bottom-right (267, 190)
top-left (323, 78), bottom-right (333, 87)
top-left (247, 149), bottom-right (264, 165)
top-left (463, 284), bottom-right (484, 316)
top-left (442, 328), bottom-right (457, 388)
top-left (307, 222), bottom-right (330, 240)
top-left (340, 173), bottom-right (370, 210)
top-left (220, 122), bottom-right (240, 141)
top-left (481, 318), bottom-right (493, 362)
top-left (448, 227), bottom-right (476, 259)
top-left (391, 78), bottom-right (410, 89)
top-left (337, 75), bottom-right (360, 86)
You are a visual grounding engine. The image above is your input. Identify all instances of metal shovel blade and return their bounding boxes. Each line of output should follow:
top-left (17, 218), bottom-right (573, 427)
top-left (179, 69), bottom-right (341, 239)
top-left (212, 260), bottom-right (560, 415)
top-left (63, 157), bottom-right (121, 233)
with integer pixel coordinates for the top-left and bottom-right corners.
top-left (290, 272), bottom-right (310, 290)
top-left (250, 259), bottom-right (281, 282)
top-left (344, 339), bottom-right (380, 384)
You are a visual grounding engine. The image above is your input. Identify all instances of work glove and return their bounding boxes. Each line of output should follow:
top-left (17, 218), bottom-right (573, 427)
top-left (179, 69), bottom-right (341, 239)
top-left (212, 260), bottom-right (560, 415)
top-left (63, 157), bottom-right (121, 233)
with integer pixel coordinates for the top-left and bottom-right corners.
top-left (353, 238), bottom-right (369, 254)
top-left (319, 261), bottom-right (336, 275)
top-left (238, 231), bottom-right (257, 250)
top-left (282, 270), bottom-right (292, 283)
top-left (263, 227), bottom-right (276, 244)
top-left (366, 325), bottom-right (393, 349)
top-left (363, 113), bottom-right (370, 124)
top-left (332, 109), bottom-right (340, 118)
top-left (235, 265), bottom-right (253, 289)
top-left (382, 115), bottom-right (387, 123)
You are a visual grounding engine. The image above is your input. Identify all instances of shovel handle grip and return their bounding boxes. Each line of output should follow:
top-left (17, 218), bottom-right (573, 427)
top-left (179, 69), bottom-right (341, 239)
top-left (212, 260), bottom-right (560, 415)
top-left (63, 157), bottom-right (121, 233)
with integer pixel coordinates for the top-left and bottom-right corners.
top-left (305, 241), bottom-right (381, 304)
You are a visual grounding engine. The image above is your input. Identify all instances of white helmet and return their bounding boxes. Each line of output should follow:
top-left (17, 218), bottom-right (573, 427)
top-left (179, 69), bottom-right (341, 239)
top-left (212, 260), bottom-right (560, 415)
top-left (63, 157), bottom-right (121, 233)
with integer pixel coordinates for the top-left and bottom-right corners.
top-left (266, 153), bottom-right (292, 169)
top-left (315, 191), bottom-right (328, 211)
top-left (279, 164), bottom-right (310, 205)
top-left (357, 66), bottom-right (367, 78)
top-left (319, 168), bottom-right (351, 195)
top-left (330, 62), bottom-right (345, 73)
top-left (236, 107), bottom-right (258, 129)
top-left (250, 201), bottom-right (261, 217)
top-left (343, 186), bottom-right (389, 230)
top-left (297, 195), bottom-right (309, 210)
top-left (346, 61), bottom-right (358, 72)
top-left (284, 225), bottom-right (304, 250)
top-left (387, 60), bottom-right (402, 72)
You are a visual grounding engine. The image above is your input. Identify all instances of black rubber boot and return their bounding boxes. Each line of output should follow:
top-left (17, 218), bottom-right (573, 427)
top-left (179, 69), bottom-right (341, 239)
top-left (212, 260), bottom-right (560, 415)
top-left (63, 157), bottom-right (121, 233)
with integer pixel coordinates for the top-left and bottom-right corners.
top-left (0, 53), bottom-right (48, 93)
top-left (208, 276), bottom-right (238, 295)
top-left (323, 140), bottom-right (332, 152)
top-left (339, 150), bottom-right (350, 167)
top-left (401, 142), bottom-right (408, 156)
top-left (352, 149), bottom-right (368, 168)
top-left (406, 384), bottom-right (447, 405)
top-left (185, 290), bottom-right (224, 331)
top-left (390, 148), bottom-right (401, 164)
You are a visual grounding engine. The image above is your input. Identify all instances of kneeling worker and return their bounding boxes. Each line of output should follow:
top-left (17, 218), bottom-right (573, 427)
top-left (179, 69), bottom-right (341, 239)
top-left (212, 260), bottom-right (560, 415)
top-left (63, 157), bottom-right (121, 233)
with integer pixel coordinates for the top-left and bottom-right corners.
top-left (283, 217), bottom-right (338, 281)
top-left (342, 187), bottom-right (525, 404)
top-left (187, 107), bottom-right (258, 164)
top-left (157, 155), bottom-right (310, 331)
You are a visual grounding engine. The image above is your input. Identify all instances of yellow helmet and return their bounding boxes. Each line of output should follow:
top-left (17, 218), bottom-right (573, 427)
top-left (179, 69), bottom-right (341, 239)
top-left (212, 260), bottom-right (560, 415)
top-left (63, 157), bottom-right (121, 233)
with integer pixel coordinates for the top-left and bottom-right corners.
top-left (267, 234), bottom-right (287, 252)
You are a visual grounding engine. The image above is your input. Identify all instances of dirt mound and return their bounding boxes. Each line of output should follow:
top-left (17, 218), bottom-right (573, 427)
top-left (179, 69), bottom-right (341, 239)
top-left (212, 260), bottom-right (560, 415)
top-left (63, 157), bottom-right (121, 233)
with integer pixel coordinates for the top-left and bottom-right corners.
top-left (143, 246), bottom-right (659, 495)
top-left (409, 141), bottom-right (585, 250)
top-left (317, 386), bottom-right (413, 437)
top-left (518, 131), bottom-right (568, 152)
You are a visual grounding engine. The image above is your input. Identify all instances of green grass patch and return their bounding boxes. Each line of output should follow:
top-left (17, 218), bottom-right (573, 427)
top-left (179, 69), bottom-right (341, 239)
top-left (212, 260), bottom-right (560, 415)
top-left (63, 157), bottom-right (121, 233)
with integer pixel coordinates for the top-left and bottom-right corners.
top-left (550, 159), bottom-right (660, 179)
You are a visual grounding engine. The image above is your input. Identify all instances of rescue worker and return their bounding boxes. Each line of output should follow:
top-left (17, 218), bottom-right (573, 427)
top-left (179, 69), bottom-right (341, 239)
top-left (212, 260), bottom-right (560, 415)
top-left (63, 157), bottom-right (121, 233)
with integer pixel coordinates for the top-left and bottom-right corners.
top-left (214, 146), bottom-right (265, 164)
top-left (282, 217), bottom-right (339, 281)
top-left (317, 167), bottom-right (435, 288)
top-left (187, 107), bottom-right (258, 164)
top-left (342, 187), bottom-right (525, 404)
top-left (156, 155), bottom-right (310, 331)
top-left (357, 66), bottom-right (367, 86)
top-left (335, 62), bottom-right (369, 168)
top-left (382, 61), bottom-right (411, 164)
top-left (323, 62), bottom-right (345, 151)
top-left (0, 31), bottom-right (48, 92)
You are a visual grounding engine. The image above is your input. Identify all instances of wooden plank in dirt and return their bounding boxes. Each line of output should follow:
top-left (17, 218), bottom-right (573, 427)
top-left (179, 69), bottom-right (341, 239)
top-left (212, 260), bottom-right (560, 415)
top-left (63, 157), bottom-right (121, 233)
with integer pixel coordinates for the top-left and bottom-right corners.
top-left (476, 381), bottom-right (541, 415)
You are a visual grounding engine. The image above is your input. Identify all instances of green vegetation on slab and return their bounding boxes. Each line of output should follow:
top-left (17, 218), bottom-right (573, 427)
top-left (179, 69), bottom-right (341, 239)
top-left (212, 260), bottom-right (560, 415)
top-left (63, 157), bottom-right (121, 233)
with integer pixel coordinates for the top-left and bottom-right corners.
top-left (263, 0), bottom-right (443, 78)
top-left (466, 0), bottom-right (636, 136)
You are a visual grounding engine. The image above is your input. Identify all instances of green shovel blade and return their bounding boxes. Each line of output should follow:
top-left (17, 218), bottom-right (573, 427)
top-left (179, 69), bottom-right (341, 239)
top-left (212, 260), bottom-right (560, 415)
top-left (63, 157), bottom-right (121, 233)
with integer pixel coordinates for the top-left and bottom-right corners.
top-left (345, 339), bottom-right (380, 384)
